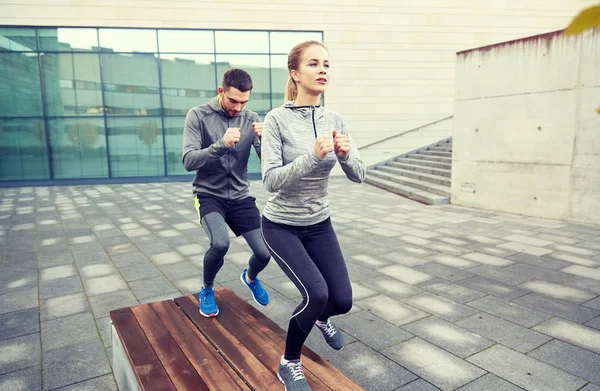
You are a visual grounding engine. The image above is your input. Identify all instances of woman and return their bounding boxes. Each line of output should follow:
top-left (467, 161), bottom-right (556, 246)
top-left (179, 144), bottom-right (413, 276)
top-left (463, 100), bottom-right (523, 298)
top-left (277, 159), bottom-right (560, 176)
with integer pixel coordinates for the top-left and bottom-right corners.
top-left (260, 41), bottom-right (366, 391)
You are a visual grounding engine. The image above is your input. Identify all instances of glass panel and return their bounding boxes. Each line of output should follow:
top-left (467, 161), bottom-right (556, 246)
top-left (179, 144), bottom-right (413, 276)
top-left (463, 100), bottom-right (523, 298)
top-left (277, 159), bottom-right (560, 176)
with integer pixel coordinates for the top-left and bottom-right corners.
top-left (0, 118), bottom-right (49, 180)
top-left (158, 30), bottom-right (214, 53)
top-left (160, 54), bottom-right (216, 115)
top-left (215, 31), bottom-right (268, 53)
top-left (101, 53), bottom-right (160, 115)
top-left (216, 55), bottom-right (270, 113)
top-left (269, 31), bottom-right (323, 54)
top-left (107, 117), bottom-right (164, 177)
top-left (48, 118), bottom-right (107, 179)
top-left (0, 28), bottom-right (36, 52)
top-left (39, 28), bottom-right (98, 52)
top-left (270, 55), bottom-right (288, 106)
top-left (41, 53), bottom-right (103, 116)
top-left (0, 53), bottom-right (43, 117)
top-left (98, 29), bottom-right (157, 52)
top-left (163, 116), bottom-right (189, 176)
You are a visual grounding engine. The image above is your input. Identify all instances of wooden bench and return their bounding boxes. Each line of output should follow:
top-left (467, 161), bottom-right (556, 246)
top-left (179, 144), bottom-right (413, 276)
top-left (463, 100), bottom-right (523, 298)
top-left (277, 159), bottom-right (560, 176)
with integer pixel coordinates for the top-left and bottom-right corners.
top-left (110, 287), bottom-right (364, 390)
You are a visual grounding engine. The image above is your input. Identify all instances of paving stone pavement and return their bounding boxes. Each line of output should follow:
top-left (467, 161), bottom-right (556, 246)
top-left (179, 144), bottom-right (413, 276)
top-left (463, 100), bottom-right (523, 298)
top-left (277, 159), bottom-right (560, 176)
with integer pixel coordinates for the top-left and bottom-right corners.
top-left (1, 178), bottom-right (600, 390)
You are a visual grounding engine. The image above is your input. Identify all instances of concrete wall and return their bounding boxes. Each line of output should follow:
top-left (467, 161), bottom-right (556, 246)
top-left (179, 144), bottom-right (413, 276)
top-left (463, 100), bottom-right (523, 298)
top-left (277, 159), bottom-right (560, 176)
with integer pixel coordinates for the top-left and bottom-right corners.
top-left (1, 0), bottom-right (597, 165)
top-left (451, 30), bottom-right (600, 224)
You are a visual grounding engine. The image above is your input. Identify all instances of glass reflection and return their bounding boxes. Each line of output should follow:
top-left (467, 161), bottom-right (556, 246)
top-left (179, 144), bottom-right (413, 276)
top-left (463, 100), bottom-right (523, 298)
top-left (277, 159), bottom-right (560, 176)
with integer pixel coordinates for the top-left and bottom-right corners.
top-left (160, 54), bottom-right (216, 115)
top-left (48, 118), bottom-right (107, 178)
top-left (42, 53), bottom-right (103, 116)
top-left (101, 53), bottom-right (161, 115)
top-left (0, 118), bottom-right (49, 180)
top-left (39, 28), bottom-right (98, 52)
top-left (107, 117), bottom-right (165, 177)
top-left (99, 29), bottom-right (157, 52)
top-left (0, 53), bottom-right (43, 117)
top-left (159, 30), bottom-right (214, 53)
top-left (215, 31), bottom-right (268, 53)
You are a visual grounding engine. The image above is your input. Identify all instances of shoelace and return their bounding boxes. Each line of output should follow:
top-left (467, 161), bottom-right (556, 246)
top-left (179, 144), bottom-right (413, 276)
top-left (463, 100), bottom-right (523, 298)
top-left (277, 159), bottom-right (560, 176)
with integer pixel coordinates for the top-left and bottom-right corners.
top-left (203, 291), bottom-right (215, 306)
top-left (287, 361), bottom-right (305, 382)
top-left (318, 320), bottom-right (337, 338)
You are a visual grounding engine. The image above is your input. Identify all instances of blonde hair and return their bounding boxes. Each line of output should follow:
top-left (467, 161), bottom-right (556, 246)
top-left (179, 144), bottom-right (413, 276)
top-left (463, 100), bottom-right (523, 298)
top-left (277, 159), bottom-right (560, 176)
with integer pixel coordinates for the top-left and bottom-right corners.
top-left (285, 40), bottom-right (327, 102)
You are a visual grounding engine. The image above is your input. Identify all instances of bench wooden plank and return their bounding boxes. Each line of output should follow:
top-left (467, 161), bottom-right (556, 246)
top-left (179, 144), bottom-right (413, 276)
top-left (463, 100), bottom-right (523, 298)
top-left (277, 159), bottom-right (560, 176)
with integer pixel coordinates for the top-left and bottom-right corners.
top-left (110, 308), bottom-right (177, 391)
top-left (131, 303), bottom-right (210, 391)
top-left (150, 300), bottom-right (249, 391)
top-left (185, 294), bottom-right (330, 390)
top-left (217, 288), bottom-right (364, 391)
top-left (175, 295), bottom-right (282, 391)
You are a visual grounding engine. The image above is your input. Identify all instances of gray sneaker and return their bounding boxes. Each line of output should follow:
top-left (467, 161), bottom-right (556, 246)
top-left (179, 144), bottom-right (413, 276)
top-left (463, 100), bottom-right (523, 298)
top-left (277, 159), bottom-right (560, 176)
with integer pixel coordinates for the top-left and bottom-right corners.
top-left (315, 319), bottom-right (344, 350)
top-left (278, 357), bottom-right (312, 391)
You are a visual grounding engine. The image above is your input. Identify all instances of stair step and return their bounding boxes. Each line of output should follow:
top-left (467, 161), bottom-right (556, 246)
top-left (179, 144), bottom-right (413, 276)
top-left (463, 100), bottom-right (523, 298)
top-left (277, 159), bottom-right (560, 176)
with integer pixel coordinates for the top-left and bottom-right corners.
top-left (367, 169), bottom-right (450, 197)
top-left (376, 166), bottom-right (451, 186)
top-left (392, 158), bottom-right (451, 170)
top-left (385, 161), bottom-right (451, 178)
top-left (417, 150), bottom-right (452, 158)
top-left (365, 176), bottom-right (449, 205)
top-left (428, 146), bottom-right (453, 153)
top-left (408, 154), bottom-right (452, 164)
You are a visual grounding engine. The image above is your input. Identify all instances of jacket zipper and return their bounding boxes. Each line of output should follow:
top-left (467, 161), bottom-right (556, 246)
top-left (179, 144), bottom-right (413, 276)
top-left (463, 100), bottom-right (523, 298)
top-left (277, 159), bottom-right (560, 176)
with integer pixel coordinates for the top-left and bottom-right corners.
top-left (226, 118), bottom-right (231, 199)
top-left (311, 107), bottom-right (317, 138)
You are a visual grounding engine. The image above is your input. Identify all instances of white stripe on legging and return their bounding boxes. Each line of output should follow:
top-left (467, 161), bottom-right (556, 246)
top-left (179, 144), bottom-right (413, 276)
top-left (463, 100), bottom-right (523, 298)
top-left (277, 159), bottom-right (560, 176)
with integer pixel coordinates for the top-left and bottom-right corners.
top-left (260, 219), bottom-right (310, 320)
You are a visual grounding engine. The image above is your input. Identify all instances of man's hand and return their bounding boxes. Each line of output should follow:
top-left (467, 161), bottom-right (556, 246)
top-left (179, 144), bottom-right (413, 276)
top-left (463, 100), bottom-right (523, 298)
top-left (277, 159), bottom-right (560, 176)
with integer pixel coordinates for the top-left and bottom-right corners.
top-left (314, 135), bottom-right (334, 159)
top-left (223, 127), bottom-right (241, 148)
top-left (332, 129), bottom-right (350, 158)
top-left (252, 122), bottom-right (263, 138)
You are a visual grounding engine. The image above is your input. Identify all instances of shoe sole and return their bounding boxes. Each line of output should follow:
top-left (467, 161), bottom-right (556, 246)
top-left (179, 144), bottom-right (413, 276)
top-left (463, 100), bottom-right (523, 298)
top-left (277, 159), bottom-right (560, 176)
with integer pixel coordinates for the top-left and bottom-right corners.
top-left (277, 373), bottom-right (287, 391)
top-left (240, 272), bottom-right (269, 307)
top-left (199, 308), bottom-right (219, 317)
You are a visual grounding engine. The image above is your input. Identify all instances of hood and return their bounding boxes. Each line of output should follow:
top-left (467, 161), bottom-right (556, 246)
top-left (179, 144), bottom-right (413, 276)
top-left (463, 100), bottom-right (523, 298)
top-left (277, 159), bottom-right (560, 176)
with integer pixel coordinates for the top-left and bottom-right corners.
top-left (283, 100), bottom-right (325, 120)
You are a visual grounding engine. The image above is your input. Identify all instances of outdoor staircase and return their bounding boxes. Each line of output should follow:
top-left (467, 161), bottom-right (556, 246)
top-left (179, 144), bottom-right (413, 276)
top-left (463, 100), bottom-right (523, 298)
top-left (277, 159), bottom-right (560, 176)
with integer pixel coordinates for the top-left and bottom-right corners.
top-left (365, 138), bottom-right (452, 205)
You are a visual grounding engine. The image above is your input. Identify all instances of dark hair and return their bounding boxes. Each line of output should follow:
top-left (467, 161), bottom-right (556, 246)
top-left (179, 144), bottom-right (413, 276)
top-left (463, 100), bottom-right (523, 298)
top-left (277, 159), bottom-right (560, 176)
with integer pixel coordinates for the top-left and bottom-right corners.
top-left (222, 68), bottom-right (253, 92)
top-left (286, 41), bottom-right (327, 101)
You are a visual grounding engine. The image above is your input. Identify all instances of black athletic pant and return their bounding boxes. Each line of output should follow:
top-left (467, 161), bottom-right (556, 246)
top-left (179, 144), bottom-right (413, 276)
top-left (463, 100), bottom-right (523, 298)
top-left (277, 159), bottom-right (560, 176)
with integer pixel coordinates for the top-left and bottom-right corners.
top-left (261, 216), bottom-right (352, 360)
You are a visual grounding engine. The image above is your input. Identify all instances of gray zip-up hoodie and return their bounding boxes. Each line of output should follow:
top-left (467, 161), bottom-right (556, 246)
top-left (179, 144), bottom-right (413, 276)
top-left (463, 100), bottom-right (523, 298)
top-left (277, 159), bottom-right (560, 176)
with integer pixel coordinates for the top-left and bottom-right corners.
top-left (182, 97), bottom-right (261, 200)
top-left (261, 102), bottom-right (366, 226)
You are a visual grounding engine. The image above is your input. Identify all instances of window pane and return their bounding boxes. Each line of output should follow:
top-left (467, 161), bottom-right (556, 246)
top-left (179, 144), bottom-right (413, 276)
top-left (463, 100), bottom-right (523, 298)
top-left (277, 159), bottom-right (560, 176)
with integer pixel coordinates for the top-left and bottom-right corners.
top-left (0, 28), bottom-right (36, 52)
top-left (42, 53), bottom-right (103, 116)
top-left (0, 53), bottom-right (43, 117)
top-left (269, 32), bottom-right (323, 54)
top-left (99, 29), bottom-right (157, 52)
top-left (101, 53), bottom-right (160, 115)
top-left (158, 30), bottom-right (214, 53)
top-left (0, 118), bottom-right (49, 180)
top-left (39, 28), bottom-right (98, 52)
top-left (161, 54), bottom-right (216, 115)
top-left (215, 31), bottom-right (268, 53)
top-left (216, 55), bottom-right (270, 113)
top-left (270, 55), bottom-right (288, 106)
top-left (107, 117), bottom-right (164, 177)
top-left (48, 118), bottom-right (107, 179)
top-left (163, 116), bottom-right (189, 176)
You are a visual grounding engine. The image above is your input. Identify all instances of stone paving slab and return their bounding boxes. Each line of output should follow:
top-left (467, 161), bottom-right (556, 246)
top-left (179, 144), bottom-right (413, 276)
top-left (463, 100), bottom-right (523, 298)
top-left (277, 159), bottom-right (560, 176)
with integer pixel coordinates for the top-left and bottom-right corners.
top-left (1, 179), bottom-right (600, 390)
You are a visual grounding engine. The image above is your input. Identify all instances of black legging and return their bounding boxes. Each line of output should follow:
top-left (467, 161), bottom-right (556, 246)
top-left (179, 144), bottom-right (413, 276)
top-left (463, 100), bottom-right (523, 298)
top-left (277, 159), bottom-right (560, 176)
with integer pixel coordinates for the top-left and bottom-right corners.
top-left (261, 216), bottom-right (352, 360)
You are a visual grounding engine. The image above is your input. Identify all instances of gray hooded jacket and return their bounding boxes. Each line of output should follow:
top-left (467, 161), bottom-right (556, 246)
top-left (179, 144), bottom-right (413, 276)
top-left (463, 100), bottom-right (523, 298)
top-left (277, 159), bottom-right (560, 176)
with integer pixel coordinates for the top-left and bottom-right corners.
top-left (261, 102), bottom-right (366, 226)
top-left (182, 97), bottom-right (261, 200)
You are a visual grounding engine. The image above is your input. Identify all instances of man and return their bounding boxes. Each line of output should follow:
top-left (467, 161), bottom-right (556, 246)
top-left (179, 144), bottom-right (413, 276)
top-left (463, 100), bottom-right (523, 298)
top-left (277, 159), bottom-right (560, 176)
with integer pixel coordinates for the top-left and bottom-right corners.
top-left (183, 68), bottom-right (270, 317)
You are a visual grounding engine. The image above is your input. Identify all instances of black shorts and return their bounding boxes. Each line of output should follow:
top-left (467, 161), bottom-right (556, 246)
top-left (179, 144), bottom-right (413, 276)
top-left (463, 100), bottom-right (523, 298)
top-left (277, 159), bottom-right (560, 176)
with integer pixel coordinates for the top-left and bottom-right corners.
top-left (193, 194), bottom-right (261, 236)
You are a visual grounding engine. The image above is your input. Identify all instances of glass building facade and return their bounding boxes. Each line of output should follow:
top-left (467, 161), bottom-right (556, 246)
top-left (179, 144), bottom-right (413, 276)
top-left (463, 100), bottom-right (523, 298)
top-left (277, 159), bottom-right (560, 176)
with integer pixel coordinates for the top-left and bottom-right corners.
top-left (0, 27), bottom-right (323, 185)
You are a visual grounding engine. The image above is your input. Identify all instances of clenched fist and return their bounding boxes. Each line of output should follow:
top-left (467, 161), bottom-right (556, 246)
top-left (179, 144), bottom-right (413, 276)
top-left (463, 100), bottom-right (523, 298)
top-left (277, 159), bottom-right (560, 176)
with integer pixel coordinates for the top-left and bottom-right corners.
top-left (332, 129), bottom-right (350, 158)
top-left (252, 122), bottom-right (263, 138)
top-left (223, 127), bottom-right (241, 148)
top-left (314, 135), bottom-right (334, 159)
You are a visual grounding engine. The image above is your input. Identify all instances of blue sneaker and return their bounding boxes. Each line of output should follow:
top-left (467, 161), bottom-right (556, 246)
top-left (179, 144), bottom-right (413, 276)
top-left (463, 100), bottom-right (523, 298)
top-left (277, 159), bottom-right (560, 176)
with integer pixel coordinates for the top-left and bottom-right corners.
top-left (199, 287), bottom-right (219, 317)
top-left (240, 269), bottom-right (270, 306)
